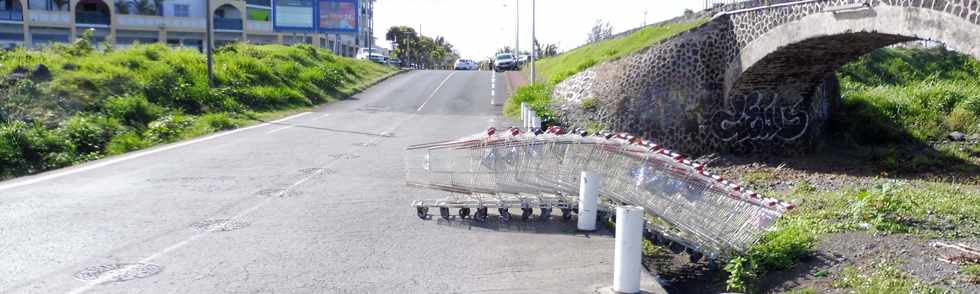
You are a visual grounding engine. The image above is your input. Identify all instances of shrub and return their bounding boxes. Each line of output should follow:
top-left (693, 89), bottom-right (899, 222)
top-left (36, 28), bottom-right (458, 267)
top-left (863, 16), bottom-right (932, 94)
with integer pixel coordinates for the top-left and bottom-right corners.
top-left (59, 114), bottom-right (121, 155)
top-left (0, 121), bottom-right (75, 176)
top-left (145, 114), bottom-right (195, 143)
top-left (105, 132), bottom-right (152, 155)
top-left (504, 84), bottom-right (555, 122)
top-left (102, 95), bottom-right (163, 129)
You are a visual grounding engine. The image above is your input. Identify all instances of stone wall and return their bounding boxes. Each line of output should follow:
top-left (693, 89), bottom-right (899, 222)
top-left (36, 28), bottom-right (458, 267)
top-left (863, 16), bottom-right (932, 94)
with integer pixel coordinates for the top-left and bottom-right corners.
top-left (552, 0), bottom-right (980, 155)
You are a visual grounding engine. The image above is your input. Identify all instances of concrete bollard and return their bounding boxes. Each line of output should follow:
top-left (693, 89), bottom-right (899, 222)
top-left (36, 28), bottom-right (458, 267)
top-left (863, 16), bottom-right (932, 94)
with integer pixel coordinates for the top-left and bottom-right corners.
top-left (614, 206), bottom-right (644, 293)
top-left (577, 171), bottom-right (598, 231)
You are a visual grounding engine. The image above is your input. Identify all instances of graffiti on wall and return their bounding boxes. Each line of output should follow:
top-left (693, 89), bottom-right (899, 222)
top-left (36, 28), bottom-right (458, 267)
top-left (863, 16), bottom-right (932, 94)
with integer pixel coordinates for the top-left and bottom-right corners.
top-left (711, 93), bottom-right (810, 143)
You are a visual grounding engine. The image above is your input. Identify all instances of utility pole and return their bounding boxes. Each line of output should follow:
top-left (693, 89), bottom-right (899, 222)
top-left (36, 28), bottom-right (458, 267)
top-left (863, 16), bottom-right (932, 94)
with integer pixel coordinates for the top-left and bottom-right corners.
top-left (530, 0), bottom-right (535, 84)
top-left (514, 0), bottom-right (519, 57)
top-left (205, 0), bottom-right (214, 87)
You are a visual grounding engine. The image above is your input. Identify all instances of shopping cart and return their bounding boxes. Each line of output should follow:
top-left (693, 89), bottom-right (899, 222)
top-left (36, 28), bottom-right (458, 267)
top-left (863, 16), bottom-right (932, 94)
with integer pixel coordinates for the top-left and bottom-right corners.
top-left (405, 127), bottom-right (794, 259)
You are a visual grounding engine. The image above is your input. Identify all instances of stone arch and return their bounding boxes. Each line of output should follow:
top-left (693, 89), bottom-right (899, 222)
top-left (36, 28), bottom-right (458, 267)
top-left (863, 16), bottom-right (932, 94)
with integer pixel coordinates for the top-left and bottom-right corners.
top-left (726, 5), bottom-right (980, 97)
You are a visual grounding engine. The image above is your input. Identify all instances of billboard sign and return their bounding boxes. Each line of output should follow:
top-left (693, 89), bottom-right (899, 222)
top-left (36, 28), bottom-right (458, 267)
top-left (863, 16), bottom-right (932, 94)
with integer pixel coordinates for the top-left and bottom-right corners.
top-left (273, 0), bottom-right (317, 32)
top-left (318, 0), bottom-right (359, 33)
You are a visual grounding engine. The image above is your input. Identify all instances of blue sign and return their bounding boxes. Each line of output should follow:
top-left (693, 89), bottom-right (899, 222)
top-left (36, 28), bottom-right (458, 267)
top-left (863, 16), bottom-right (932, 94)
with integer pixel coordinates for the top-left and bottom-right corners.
top-left (273, 0), bottom-right (317, 32)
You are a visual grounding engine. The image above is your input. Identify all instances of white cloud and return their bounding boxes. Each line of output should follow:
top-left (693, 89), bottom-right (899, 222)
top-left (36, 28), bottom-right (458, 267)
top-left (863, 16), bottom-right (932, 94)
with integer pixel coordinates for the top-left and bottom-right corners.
top-left (374, 0), bottom-right (704, 60)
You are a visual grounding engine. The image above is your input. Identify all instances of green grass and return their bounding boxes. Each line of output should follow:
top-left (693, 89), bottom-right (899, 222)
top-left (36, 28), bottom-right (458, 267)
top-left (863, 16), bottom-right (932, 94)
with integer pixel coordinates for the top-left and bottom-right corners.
top-left (531, 19), bottom-right (707, 84)
top-left (836, 47), bottom-right (980, 143)
top-left (504, 19), bottom-right (707, 121)
top-left (723, 179), bottom-right (980, 291)
top-left (0, 41), bottom-right (394, 179)
top-left (963, 264), bottom-right (980, 283)
top-left (834, 264), bottom-right (949, 294)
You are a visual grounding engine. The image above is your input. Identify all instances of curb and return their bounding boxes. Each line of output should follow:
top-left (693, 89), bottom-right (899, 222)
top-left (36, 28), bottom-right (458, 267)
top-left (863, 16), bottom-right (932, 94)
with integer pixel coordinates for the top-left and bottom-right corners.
top-left (341, 68), bottom-right (411, 100)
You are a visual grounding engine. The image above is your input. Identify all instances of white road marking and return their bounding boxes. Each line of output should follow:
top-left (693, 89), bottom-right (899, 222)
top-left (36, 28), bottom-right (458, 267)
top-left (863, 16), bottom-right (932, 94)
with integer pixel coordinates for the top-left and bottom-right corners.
top-left (0, 112), bottom-right (313, 193)
top-left (416, 72), bottom-right (456, 112)
top-left (265, 125), bottom-right (294, 134)
top-left (66, 105), bottom-right (418, 294)
top-left (490, 73), bottom-right (496, 105)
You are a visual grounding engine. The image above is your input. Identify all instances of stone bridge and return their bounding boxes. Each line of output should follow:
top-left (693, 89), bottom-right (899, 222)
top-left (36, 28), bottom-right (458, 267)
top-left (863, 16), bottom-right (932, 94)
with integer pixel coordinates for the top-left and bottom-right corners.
top-left (553, 0), bottom-right (980, 154)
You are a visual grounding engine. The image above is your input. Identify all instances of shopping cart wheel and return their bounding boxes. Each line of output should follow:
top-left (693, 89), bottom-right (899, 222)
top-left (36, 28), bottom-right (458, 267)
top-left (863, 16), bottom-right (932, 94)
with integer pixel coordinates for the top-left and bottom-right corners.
top-left (668, 241), bottom-right (686, 254)
top-left (498, 208), bottom-right (511, 222)
top-left (458, 208), bottom-right (471, 219)
top-left (416, 207), bottom-right (428, 219)
top-left (521, 208), bottom-right (533, 221)
top-left (474, 207), bottom-right (489, 222)
top-left (539, 208), bottom-right (552, 221)
top-left (688, 251), bottom-right (704, 263)
top-left (440, 207), bottom-right (451, 220)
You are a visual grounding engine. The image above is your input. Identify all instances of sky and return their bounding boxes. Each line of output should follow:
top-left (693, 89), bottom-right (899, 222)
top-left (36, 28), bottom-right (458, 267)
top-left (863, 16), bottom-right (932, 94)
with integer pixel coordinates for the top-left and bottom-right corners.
top-left (373, 0), bottom-right (704, 60)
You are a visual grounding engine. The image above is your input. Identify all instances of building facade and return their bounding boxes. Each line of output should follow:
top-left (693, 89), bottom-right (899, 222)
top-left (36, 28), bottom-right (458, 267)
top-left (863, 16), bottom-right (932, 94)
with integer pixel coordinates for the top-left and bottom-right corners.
top-left (0, 0), bottom-right (375, 57)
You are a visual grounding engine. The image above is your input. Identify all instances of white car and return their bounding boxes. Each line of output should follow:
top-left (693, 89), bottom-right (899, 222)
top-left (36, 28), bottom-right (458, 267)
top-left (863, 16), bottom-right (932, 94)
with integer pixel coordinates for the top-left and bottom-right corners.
top-left (454, 59), bottom-right (477, 70)
top-left (356, 48), bottom-right (388, 64)
top-left (494, 53), bottom-right (517, 71)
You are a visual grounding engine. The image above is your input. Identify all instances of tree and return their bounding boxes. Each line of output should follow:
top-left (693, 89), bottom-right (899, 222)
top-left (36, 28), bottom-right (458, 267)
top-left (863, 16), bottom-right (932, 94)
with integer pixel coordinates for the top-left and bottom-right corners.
top-left (587, 20), bottom-right (614, 44)
top-left (533, 40), bottom-right (560, 58)
top-left (385, 26), bottom-right (459, 69)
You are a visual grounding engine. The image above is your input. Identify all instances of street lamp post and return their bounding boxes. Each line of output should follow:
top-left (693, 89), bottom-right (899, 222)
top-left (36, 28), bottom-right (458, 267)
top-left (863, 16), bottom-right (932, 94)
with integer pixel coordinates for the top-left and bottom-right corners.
top-left (514, 0), bottom-right (519, 57)
top-left (205, 0), bottom-right (214, 87)
top-left (530, 0), bottom-right (536, 84)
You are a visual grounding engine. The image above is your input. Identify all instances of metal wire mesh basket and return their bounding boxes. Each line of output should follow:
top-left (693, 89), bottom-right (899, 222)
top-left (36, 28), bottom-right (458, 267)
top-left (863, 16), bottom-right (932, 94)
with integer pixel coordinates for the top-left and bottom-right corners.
top-left (406, 127), bottom-right (794, 258)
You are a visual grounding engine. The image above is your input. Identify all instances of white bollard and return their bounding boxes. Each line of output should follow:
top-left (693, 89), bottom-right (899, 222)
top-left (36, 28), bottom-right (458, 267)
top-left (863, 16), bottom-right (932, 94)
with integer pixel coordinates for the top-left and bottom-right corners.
top-left (614, 206), bottom-right (644, 294)
top-left (521, 102), bottom-right (528, 128)
top-left (577, 171), bottom-right (599, 231)
top-left (529, 110), bottom-right (537, 129)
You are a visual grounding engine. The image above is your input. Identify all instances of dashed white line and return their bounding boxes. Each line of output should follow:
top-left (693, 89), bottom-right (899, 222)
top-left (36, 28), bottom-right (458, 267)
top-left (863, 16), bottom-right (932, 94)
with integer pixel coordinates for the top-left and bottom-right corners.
top-left (490, 73), bottom-right (497, 105)
top-left (0, 112), bottom-right (312, 193)
top-left (416, 72), bottom-right (456, 112)
top-left (67, 100), bottom-right (420, 294)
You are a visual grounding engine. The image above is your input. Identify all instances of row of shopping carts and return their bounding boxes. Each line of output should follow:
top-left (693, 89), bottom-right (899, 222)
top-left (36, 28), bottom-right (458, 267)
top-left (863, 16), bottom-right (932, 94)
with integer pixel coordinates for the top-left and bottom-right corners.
top-left (404, 126), bottom-right (795, 259)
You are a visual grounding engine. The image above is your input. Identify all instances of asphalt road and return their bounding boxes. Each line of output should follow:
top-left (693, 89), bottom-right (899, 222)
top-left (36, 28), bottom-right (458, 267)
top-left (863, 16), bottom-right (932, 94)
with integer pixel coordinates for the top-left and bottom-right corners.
top-left (0, 70), bottom-right (648, 293)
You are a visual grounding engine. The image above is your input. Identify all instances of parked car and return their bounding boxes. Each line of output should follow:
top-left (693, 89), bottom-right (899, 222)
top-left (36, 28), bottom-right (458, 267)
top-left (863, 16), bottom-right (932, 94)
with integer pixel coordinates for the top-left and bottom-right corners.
top-left (454, 59), bottom-right (478, 70)
top-left (388, 58), bottom-right (402, 67)
top-left (494, 53), bottom-right (517, 71)
top-left (356, 48), bottom-right (388, 64)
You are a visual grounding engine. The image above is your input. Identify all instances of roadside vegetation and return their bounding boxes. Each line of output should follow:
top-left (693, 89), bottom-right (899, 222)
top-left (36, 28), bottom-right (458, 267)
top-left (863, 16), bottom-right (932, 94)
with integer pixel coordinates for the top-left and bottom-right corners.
top-left (713, 47), bottom-right (980, 293)
top-left (0, 32), bottom-right (393, 179)
top-left (835, 46), bottom-right (980, 144)
top-left (503, 18), bottom-right (708, 122)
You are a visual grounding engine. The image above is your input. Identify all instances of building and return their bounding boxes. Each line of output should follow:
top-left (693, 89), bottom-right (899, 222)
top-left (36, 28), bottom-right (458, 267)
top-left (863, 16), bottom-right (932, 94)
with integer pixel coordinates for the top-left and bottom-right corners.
top-left (0, 0), bottom-right (375, 57)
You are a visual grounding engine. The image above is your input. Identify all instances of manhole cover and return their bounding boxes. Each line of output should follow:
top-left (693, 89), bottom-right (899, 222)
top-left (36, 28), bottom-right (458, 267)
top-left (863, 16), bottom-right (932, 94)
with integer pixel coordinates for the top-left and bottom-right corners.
top-left (73, 263), bottom-right (163, 283)
top-left (190, 218), bottom-right (250, 232)
top-left (298, 168), bottom-right (335, 176)
top-left (356, 106), bottom-right (388, 113)
top-left (329, 153), bottom-right (360, 160)
top-left (256, 188), bottom-right (286, 197)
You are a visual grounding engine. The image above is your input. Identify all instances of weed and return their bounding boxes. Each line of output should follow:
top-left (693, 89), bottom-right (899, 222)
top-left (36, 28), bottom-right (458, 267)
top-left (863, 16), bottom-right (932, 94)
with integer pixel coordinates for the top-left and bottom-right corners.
top-left (503, 84), bottom-right (555, 123)
top-left (743, 170), bottom-right (775, 188)
top-left (793, 180), bottom-right (818, 195)
top-left (834, 264), bottom-right (947, 294)
top-left (963, 264), bottom-right (980, 284)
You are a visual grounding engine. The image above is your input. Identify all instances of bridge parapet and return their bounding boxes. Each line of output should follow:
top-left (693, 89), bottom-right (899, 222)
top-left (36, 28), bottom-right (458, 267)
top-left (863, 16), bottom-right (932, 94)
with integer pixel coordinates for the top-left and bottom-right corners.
top-left (552, 0), bottom-right (980, 154)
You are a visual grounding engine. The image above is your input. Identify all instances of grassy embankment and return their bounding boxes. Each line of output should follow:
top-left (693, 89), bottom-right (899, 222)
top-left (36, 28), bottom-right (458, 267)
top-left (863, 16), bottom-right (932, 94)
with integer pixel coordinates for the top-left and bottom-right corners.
top-left (0, 37), bottom-right (394, 179)
top-left (502, 19), bottom-right (708, 123)
top-left (718, 47), bottom-right (980, 292)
